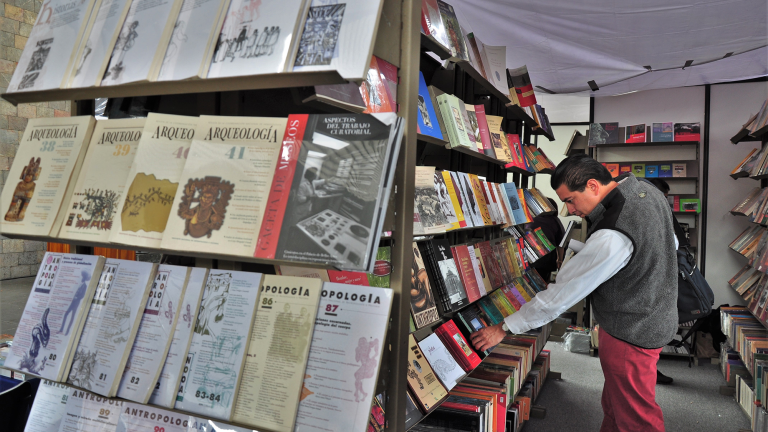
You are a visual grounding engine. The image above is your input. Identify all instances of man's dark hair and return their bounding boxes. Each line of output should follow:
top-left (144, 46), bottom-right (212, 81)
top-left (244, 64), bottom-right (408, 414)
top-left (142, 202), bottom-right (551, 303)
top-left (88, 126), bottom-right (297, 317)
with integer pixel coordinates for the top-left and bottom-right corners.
top-left (550, 154), bottom-right (613, 192)
top-left (646, 178), bottom-right (670, 194)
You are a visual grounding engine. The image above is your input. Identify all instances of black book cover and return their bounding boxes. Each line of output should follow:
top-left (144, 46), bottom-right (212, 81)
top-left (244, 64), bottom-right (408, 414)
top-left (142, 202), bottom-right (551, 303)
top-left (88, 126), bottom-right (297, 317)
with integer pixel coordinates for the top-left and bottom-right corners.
top-left (431, 239), bottom-right (469, 311)
top-left (421, 408), bottom-right (482, 431)
top-left (405, 390), bottom-right (425, 430)
top-left (456, 305), bottom-right (492, 358)
top-left (276, 113), bottom-right (398, 270)
top-left (418, 241), bottom-right (452, 315)
top-left (588, 122), bottom-right (619, 146)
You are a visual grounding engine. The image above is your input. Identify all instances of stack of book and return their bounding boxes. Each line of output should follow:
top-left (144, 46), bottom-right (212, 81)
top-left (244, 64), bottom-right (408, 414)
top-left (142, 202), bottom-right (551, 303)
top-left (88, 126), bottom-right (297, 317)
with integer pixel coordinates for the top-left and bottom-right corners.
top-left (6, 0), bottom-right (387, 96)
top-left (587, 122), bottom-right (701, 146)
top-left (0, 113), bottom-right (404, 272)
top-left (12, 252), bottom-right (394, 432)
top-left (732, 143), bottom-right (768, 179)
top-left (738, 99), bottom-right (768, 140)
top-left (601, 162), bottom-right (688, 179)
top-left (731, 187), bottom-right (768, 224)
top-left (729, 226), bottom-right (766, 259)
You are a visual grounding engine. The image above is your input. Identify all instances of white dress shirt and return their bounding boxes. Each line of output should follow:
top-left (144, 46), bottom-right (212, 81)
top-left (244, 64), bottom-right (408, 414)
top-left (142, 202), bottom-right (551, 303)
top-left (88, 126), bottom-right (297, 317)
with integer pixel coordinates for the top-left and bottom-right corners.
top-left (503, 229), bottom-right (679, 335)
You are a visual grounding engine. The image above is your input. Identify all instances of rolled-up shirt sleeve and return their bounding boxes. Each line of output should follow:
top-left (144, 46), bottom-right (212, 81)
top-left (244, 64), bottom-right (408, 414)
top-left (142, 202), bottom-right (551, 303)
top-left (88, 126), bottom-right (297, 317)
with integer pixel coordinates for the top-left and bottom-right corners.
top-left (503, 229), bottom-right (634, 334)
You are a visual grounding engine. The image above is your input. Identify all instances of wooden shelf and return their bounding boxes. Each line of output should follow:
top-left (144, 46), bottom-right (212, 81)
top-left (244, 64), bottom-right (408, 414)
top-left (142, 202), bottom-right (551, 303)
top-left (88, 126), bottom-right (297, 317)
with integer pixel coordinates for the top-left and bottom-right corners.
top-left (1, 70), bottom-right (349, 106)
top-left (593, 141), bottom-right (699, 148)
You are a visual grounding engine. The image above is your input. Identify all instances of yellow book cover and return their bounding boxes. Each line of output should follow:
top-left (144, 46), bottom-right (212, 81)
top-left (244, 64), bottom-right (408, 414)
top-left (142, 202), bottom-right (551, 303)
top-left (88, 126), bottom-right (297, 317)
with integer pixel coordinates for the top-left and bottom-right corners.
top-left (513, 279), bottom-right (532, 302)
top-left (485, 115), bottom-right (511, 163)
top-left (58, 118), bottom-right (145, 242)
top-left (1, 116), bottom-right (97, 237)
top-left (490, 290), bottom-right (514, 317)
top-left (441, 171), bottom-right (466, 228)
top-left (468, 174), bottom-right (492, 225)
top-left (109, 113), bottom-right (197, 248)
top-left (504, 239), bottom-right (522, 278)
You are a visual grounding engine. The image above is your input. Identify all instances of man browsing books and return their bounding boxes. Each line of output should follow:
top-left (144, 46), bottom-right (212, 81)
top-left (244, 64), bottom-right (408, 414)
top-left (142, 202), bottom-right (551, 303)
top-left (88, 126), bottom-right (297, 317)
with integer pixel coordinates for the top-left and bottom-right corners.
top-left (470, 154), bottom-right (678, 432)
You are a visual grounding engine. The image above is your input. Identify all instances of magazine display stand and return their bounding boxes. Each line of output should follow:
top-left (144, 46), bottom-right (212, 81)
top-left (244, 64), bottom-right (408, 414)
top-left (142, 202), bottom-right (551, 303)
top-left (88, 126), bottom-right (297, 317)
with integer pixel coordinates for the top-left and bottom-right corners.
top-left (0, 0), bottom-right (556, 429)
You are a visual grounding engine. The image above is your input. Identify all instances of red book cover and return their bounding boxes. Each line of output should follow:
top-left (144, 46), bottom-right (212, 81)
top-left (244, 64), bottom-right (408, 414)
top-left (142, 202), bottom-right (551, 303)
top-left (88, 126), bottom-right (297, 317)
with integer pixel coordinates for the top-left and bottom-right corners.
top-left (361, 56), bottom-right (395, 113)
top-left (327, 270), bottom-right (371, 286)
top-left (474, 104), bottom-right (496, 159)
top-left (501, 285), bottom-right (522, 311)
top-left (254, 114), bottom-right (307, 259)
top-left (477, 241), bottom-right (504, 289)
top-left (436, 319), bottom-right (482, 371)
top-left (625, 124), bottom-right (646, 143)
top-left (441, 402), bottom-right (481, 412)
top-left (452, 389), bottom-right (506, 432)
top-left (674, 122), bottom-right (701, 142)
top-left (503, 133), bottom-right (525, 169)
top-left (451, 245), bottom-right (482, 303)
top-left (376, 56), bottom-right (399, 108)
top-left (516, 239), bottom-right (528, 271)
top-left (524, 232), bottom-right (547, 257)
top-left (674, 195), bottom-right (680, 212)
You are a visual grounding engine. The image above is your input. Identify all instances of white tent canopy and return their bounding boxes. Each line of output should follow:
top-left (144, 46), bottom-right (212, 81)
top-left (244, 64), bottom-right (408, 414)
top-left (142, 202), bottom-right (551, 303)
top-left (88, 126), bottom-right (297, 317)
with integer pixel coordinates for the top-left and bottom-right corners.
top-left (452, 0), bottom-right (768, 96)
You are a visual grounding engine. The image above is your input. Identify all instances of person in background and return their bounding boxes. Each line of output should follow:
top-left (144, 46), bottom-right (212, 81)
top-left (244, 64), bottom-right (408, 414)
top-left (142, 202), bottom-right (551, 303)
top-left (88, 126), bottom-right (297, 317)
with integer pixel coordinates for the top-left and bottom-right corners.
top-left (527, 197), bottom-right (565, 282)
top-left (470, 155), bottom-right (678, 432)
top-left (646, 178), bottom-right (688, 385)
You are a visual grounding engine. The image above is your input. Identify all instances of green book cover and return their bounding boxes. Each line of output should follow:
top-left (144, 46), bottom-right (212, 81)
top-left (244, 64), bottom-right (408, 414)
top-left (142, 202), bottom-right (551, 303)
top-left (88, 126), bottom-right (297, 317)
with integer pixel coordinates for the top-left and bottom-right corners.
top-left (478, 296), bottom-right (504, 325)
top-left (632, 163), bottom-right (645, 177)
top-left (447, 95), bottom-right (474, 149)
top-left (367, 246), bottom-right (391, 287)
top-left (534, 227), bottom-right (555, 251)
top-left (437, 94), bottom-right (462, 148)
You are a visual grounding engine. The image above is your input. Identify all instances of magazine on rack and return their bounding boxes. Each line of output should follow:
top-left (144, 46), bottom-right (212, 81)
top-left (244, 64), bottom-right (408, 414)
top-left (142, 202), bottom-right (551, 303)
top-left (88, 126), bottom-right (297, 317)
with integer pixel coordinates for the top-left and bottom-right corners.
top-left (66, 259), bottom-right (156, 397)
top-left (255, 113), bottom-right (403, 271)
top-left (0, 116), bottom-right (97, 237)
top-left (160, 116), bottom-right (287, 257)
top-left (5, 253), bottom-right (105, 381)
top-left (116, 265), bottom-right (190, 403)
top-left (58, 118), bottom-right (145, 242)
top-left (22, 380), bottom-right (70, 432)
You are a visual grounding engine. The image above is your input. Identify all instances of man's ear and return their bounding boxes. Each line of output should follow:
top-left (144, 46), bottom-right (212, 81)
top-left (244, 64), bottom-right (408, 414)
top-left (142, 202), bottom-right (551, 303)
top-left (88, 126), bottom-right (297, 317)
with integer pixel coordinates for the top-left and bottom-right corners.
top-left (587, 178), bottom-right (600, 196)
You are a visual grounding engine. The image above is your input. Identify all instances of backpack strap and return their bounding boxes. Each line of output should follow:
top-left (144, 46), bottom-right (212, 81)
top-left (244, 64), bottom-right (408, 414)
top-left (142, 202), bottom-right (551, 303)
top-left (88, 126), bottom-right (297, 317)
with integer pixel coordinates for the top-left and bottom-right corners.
top-left (667, 318), bottom-right (706, 367)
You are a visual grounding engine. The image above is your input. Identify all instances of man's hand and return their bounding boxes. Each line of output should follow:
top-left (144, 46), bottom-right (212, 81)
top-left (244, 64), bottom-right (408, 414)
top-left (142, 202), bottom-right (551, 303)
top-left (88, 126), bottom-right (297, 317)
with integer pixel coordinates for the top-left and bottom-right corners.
top-left (470, 323), bottom-right (506, 352)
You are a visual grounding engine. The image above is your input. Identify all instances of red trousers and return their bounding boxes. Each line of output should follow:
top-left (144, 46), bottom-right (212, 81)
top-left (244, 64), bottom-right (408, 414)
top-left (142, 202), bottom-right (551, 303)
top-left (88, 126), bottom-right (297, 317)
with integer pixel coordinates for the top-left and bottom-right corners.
top-left (598, 330), bottom-right (665, 432)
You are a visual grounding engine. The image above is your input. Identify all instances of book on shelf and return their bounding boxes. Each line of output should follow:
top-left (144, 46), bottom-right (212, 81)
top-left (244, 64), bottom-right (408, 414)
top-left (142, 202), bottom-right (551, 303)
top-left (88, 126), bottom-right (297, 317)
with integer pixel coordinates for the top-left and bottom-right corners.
top-left (659, 164), bottom-right (673, 178)
top-left (437, 0), bottom-right (469, 62)
top-left (455, 172), bottom-right (484, 227)
top-left (442, 172), bottom-right (468, 228)
top-left (419, 332), bottom-right (467, 390)
top-left (67, 259), bottom-right (156, 397)
top-left (474, 104), bottom-right (497, 159)
top-left (407, 334), bottom-right (449, 413)
top-left (417, 71), bottom-right (445, 140)
top-left (6, 0), bottom-right (97, 93)
top-left (465, 32), bottom-right (488, 80)
top-left (605, 163), bottom-right (619, 177)
top-left (434, 171), bottom-right (461, 231)
top-left (435, 320), bottom-right (482, 372)
top-left (61, 387), bottom-right (124, 431)
top-left (231, 275), bottom-right (321, 431)
top-left (148, 267), bottom-right (208, 408)
top-left (58, 118), bottom-right (145, 242)
top-left (421, 0), bottom-right (450, 50)
top-left (652, 122), bottom-right (674, 142)
top-left (119, 401), bottom-right (188, 432)
top-left (748, 99), bottom-right (768, 136)
top-left (159, 115), bottom-right (287, 257)
top-left (175, 270), bottom-right (263, 420)
top-left (23, 379), bottom-right (70, 432)
top-left (485, 115), bottom-right (510, 162)
top-left (422, 239), bottom-right (469, 313)
top-left (361, 56), bottom-right (396, 114)
top-left (290, 0), bottom-right (385, 80)
top-left (254, 113), bottom-right (402, 272)
top-left (411, 241), bottom-right (441, 329)
top-left (437, 93), bottom-right (473, 149)
top-left (294, 283), bottom-right (392, 432)
top-left (414, 166), bottom-right (451, 234)
top-left (506, 65), bottom-right (536, 107)
top-left (295, 82), bottom-right (367, 113)
top-left (451, 245), bottom-right (481, 303)
top-left (674, 122), bottom-right (701, 142)
top-left (631, 163), bottom-right (645, 178)
top-left (619, 164), bottom-right (632, 175)
top-left (588, 122), bottom-right (619, 146)
top-left (457, 99), bottom-right (478, 146)
top-left (645, 165), bottom-right (659, 178)
top-left (116, 264), bottom-right (191, 403)
top-left (466, 244), bottom-right (487, 296)
top-left (109, 113), bottom-right (197, 249)
top-left (100, 0), bottom-right (185, 86)
top-left (468, 174), bottom-right (493, 225)
top-left (673, 163), bottom-right (688, 177)
top-left (5, 253), bottom-right (105, 381)
top-left (67, 0), bottom-right (133, 89)
top-left (1, 116), bottom-right (97, 237)
top-left (207, 0), bottom-right (307, 78)
top-left (464, 104), bottom-right (484, 153)
top-left (482, 45), bottom-right (508, 96)
top-left (625, 124), bottom-right (646, 143)
top-left (156, 0), bottom-right (231, 81)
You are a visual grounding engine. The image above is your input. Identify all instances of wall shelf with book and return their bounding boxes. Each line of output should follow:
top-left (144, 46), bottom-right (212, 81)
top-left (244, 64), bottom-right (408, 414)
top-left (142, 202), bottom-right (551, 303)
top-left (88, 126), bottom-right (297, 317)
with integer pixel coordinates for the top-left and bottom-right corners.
top-left (730, 101), bottom-right (768, 144)
top-left (593, 140), bottom-right (699, 149)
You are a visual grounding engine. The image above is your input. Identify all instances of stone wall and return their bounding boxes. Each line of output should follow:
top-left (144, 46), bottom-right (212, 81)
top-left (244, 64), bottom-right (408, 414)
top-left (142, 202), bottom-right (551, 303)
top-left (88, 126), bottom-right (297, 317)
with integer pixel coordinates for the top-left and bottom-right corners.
top-left (0, 0), bottom-right (72, 279)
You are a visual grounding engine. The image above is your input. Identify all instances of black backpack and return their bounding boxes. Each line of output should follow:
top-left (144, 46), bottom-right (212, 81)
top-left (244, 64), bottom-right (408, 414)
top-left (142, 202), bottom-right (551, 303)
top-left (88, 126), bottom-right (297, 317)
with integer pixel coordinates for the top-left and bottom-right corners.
top-left (676, 246), bottom-right (714, 323)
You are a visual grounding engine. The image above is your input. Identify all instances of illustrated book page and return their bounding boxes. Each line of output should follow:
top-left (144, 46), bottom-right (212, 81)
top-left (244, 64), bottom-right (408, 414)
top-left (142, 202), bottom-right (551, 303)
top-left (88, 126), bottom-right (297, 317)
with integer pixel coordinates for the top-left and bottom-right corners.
top-left (160, 116), bottom-right (286, 257)
top-left (157, 0), bottom-right (229, 81)
top-left (58, 118), bottom-right (145, 242)
top-left (100, 0), bottom-right (184, 85)
top-left (0, 116), bottom-right (96, 237)
top-left (109, 113), bottom-right (197, 248)
top-left (206, 0), bottom-right (308, 78)
top-left (418, 333), bottom-right (465, 390)
top-left (406, 333), bottom-right (448, 412)
top-left (22, 379), bottom-right (70, 432)
top-left (291, 0), bottom-right (385, 80)
top-left (5, 253), bottom-right (104, 381)
top-left (294, 283), bottom-right (392, 432)
top-left (175, 270), bottom-right (263, 420)
top-left (68, 0), bottom-right (132, 88)
top-left (231, 275), bottom-right (322, 431)
top-left (66, 259), bottom-right (156, 397)
top-left (7, 0), bottom-right (97, 92)
top-left (148, 267), bottom-right (208, 408)
top-left (116, 264), bottom-right (190, 403)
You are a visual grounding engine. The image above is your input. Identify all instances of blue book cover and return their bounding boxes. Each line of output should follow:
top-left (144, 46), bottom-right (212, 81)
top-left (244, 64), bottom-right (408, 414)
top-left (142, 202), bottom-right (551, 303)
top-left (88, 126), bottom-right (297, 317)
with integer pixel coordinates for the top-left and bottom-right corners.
top-left (416, 71), bottom-right (443, 140)
top-left (652, 122), bottom-right (674, 142)
top-left (659, 164), bottom-right (673, 177)
top-left (503, 182), bottom-right (527, 224)
top-left (645, 165), bottom-right (659, 178)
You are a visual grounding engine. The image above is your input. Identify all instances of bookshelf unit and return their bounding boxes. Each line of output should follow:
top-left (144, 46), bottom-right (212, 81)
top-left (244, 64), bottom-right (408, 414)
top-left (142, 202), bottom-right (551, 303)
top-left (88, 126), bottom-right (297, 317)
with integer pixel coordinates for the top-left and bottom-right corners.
top-left (0, 0), bottom-right (559, 430)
